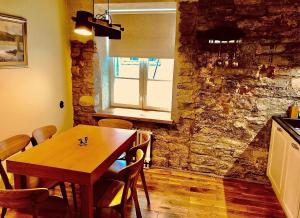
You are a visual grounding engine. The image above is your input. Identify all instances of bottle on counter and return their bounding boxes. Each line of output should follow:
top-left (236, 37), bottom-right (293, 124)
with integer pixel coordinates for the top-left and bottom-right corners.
top-left (289, 104), bottom-right (299, 119)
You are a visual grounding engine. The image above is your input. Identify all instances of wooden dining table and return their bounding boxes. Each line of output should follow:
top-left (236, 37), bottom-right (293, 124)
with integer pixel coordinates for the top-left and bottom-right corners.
top-left (6, 124), bottom-right (137, 218)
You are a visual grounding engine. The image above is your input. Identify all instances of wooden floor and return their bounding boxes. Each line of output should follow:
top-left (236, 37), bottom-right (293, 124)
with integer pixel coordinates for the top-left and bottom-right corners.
top-left (5, 168), bottom-right (285, 218)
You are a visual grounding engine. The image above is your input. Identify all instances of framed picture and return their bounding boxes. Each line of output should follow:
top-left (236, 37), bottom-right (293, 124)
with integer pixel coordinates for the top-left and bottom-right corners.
top-left (0, 13), bottom-right (27, 67)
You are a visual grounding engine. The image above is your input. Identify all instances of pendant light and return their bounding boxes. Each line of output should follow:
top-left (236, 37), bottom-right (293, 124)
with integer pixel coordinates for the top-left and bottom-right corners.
top-left (74, 11), bottom-right (93, 36)
top-left (72, 0), bottom-right (124, 39)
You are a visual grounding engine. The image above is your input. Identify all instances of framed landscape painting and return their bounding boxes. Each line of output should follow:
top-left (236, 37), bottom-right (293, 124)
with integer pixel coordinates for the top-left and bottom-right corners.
top-left (0, 13), bottom-right (27, 67)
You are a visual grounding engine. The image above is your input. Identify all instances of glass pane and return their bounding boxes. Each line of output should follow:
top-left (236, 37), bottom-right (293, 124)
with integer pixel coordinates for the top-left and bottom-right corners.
top-left (147, 80), bottom-right (173, 110)
top-left (114, 57), bottom-right (140, 79)
top-left (147, 58), bottom-right (174, 80)
top-left (113, 78), bottom-right (139, 106)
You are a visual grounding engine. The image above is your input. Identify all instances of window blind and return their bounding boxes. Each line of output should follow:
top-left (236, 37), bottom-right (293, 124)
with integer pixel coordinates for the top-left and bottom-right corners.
top-left (109, 13), bottom-right (176, 58)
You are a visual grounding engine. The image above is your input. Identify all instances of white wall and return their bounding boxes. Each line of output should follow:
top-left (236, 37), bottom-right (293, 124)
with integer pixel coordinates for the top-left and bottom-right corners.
top-left (0, 0), bottom-right (73, 139)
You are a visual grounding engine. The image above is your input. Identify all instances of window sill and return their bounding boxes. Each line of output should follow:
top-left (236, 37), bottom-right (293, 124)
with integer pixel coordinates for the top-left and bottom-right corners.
top-left (93, 108), bottom-right (173, 125)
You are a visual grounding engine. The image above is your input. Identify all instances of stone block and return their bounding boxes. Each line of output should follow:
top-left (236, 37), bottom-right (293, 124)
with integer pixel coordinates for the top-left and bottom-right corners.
top-left (234, 0), bottom-right (261, 5)
top-left (256, 44), bottom-right (286, 55)
top-left (272, 55), bottom-right (291, 66)
top-left (291, 78), bottom-right (300, 90)
top-left (268, 5), bottom-right (299, 14)
top-left (71, 47), bottom-right (81, 58)
top-left (152, 156), bottom-right (168, 167)
top-left (237, 19), bottom-right (263, 30)
top-left (79, 96), bottom-right (94, 107)
top-left (82, 51), bottom-right (93, 60)
top-left (190, 164), bottom-right (217, 174)
top-left (71, 66), bottom-right (80, 75)
top-left (236, 5), bottom-right (266, 16)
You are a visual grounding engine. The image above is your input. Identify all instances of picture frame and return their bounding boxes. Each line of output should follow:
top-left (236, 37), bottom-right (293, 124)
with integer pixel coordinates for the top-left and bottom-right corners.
top-left (0, 13), bottom-right (27, 67)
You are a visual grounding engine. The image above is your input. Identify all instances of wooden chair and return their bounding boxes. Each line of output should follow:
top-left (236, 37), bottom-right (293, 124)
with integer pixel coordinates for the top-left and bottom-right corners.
top-left (29, 125), bottom-right (77, 210)
top-left (0, 134), bottom-right (30, 217)
top-left (31, 125), bottom-right (57, 146)
top-left (0, 188), bottom-right (70, 218)
top-left (98, 118), bottom-right (134, 160)
top-left (98, 119), bottom-right (133, 129)
top-left (0, 135), bottom-right (31, 190)
top-left (93, 149), bottom-right (145, 218)
top-left (102, 132), bottom-right (151, 205)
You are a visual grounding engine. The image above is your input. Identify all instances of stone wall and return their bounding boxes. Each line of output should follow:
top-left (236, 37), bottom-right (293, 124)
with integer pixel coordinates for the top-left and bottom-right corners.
top-left (159, 0), bottom-right (300, 182)
top-left (70, 0), bottom-right (300, 183)
top-left (71, 40), bottom-right (97, 126)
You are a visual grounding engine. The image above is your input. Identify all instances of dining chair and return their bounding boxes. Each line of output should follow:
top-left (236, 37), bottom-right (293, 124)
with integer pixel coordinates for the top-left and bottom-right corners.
top-left (29, 125), bottom-right (77, 210)
top-left (97, 119), bottom-right (133, 129)
top-left (103, 132), bottom-right (151, 205)
top-left (0, 134), bottom-right (31, 190)
top-left (0, 188), bottom-right (70, 218)
top-left (98, 118), bottom-right (134, 160)
top-left (93, 149), bottom-right (145, 218)
top-left (0, 134), bottom-right (31, 217)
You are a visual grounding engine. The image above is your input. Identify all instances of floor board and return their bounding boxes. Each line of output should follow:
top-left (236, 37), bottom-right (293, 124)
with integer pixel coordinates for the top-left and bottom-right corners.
top-left (5, 168), bottom-right (285, 218)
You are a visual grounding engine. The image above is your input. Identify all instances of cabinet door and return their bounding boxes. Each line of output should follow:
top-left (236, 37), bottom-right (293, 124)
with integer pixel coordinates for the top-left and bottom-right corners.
top-left (267, 121), bottom-right (288, 196)
top-left (282, 139), bottom-right (300, 218)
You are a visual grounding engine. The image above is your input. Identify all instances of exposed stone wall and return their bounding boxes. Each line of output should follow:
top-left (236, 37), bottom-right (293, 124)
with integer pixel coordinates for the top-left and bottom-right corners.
top-left (71, 40), bottom-right (97, 126)
top-left (156, 0), bottom-right (300, 182)
top-left (69, 0), bottom-right (300, 183)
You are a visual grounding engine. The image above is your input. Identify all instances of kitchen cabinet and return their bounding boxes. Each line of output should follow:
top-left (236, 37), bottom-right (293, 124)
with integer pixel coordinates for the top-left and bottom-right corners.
top-left (282, 137), bottom-right (300, 218)
top-left (267, 121), bottom-right (288, 197)
top-left (268, 120), bottom-right (300, 218)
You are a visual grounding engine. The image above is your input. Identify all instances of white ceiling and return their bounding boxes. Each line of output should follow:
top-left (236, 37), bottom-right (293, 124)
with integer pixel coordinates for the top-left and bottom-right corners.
top-left (94, 2), bottom-right (177, 14)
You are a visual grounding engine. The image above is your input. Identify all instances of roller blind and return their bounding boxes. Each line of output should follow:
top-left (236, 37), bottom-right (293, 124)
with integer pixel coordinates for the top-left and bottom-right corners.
top-left (109, 13), bottom-right (176, 58)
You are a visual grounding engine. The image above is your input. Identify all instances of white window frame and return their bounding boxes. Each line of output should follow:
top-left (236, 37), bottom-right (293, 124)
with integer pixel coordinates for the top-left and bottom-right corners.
top-left (110, 58), bottom-right (173, 112)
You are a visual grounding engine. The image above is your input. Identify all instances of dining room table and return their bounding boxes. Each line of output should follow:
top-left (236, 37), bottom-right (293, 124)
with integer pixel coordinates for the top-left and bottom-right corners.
top-left (6, 124), bottom-right (137, 218)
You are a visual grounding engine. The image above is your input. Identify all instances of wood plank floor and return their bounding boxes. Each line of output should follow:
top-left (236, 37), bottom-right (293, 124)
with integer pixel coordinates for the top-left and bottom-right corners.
top-left (5, 168), bottom-right (285, 218)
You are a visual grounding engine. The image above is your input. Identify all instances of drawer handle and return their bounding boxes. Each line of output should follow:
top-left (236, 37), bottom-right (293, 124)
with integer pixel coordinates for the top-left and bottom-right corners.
top-left (291, 143), bottom-right (299, 151)
top-left (277, 127), bottom-right (283, 132)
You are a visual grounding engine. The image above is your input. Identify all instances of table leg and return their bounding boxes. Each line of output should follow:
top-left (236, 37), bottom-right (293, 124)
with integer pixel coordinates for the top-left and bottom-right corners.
top-left (13, 174), bottom-right (26, 189)
top-left (80, 184), bottom-right (94, 218)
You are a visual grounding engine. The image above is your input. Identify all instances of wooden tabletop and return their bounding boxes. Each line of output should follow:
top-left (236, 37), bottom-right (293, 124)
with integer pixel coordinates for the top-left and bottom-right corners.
top-left (6, 125), bottom-right (137, 185)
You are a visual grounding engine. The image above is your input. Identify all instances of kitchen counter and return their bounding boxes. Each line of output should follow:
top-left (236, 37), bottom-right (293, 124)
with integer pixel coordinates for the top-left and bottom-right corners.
top-left (272, 116), bottom-right (300, 144)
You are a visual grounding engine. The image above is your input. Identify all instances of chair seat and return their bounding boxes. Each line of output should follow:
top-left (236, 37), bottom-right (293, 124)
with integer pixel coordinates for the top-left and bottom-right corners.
top-left (0, 173), bottom-right (58, 190)
top-left (102, 160), bottom-right (126, 179)
top-left (15, 195), bottom-right (69, 218)
top-left (36, 195), bottom-right (69, 217)
top-left (26, 177), bottom-right (60, 189)
top-left (93, 179), bottom-right (131, 208)
top-left (95, 208), bottom-right (121, 218)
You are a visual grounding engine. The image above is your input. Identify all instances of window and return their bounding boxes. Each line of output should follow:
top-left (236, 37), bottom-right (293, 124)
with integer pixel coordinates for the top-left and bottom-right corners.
top-left (111, 57), bottom-right (174, 111)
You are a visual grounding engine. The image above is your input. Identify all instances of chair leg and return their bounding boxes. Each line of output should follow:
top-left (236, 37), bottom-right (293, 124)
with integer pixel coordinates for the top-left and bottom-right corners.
top-left (1, 208), bottom-right (7, 218)
top-left (59, 182), bottom-right (68, 205)
top-left (140, 169), bottom-right (150, 205)
top-left (32, 207), bottom-right (39, 218)
top-left (71, 183), bottom-right (78, 210)
top-left (95, 207), bottom-right (100, 218)
top-left (120, 204), bottom-right (126, 218)
top-left (132, 188), bottom-right (142, 218)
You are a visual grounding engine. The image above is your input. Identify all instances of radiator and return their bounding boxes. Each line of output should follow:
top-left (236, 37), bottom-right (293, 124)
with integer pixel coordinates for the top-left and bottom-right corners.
top-left (135, 130), bottom-right (152, 168)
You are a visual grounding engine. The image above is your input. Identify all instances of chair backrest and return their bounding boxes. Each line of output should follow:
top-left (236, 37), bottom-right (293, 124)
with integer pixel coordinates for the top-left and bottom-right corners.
top-left (0, 135), bottom-right (31, 189)
top-left (0, 135), bottom-right (31, 161)
top-left (98, 119), bottom-right (133, 129)
top-left (31, 125), bottom-right (57, 146)
top-left (117, 149), bottom-right (145, 207)
top-left (0, 188), bottom-right (49, 210)
top-left (127, 132), bottom-right (150, 161)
